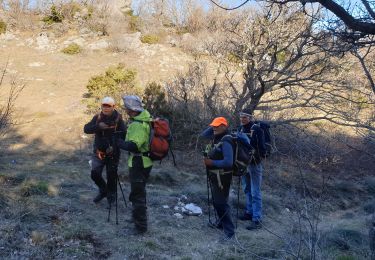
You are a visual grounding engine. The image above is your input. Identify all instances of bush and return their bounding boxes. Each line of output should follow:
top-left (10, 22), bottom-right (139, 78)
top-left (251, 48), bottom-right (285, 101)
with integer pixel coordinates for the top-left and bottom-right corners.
top-left (42, 5), bottom-right (64, 25)
top-left (61, 43), bottom-right (81, 55)
top-left (84, 64), bottom-right (141, 112)
top-left (140, 34), bottom-right (159, 44)
top-left (60, 1), bottom-right (82, 21)
top-left (143, 82), bottom-right (171, 117)
top-left (0, 20), bottom-right (6, 34)
top-left (21, 180), bottom-right (49, 197)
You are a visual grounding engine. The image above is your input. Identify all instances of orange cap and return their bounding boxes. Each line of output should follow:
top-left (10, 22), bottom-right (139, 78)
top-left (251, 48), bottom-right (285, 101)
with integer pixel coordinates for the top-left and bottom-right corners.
top-left (209, 117), bottom-right (228, 127)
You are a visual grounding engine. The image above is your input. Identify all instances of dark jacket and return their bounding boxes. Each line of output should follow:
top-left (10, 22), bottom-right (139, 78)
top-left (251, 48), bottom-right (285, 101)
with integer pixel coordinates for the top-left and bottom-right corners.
top-left (238, 121), bottom-right (266, 164)
top-left (84, 110), bottom-right (126, 154)
top-left (200, 127), bottom-right (234, 171)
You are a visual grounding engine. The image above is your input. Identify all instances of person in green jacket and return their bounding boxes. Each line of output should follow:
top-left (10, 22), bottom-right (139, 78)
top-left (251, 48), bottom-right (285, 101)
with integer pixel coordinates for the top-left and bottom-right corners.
top-left (117, 95), bottom-right (153, 234)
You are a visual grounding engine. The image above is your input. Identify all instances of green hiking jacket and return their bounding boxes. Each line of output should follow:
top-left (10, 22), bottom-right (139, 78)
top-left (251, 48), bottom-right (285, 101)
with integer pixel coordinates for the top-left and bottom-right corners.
top-left (126, 109), bottom-right (153, 168)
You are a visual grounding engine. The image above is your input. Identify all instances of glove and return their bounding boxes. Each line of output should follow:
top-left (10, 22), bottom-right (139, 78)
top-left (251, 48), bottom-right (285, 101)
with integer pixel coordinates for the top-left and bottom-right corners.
top-left (106, 146), bottom-right (113, 154)
top-left (98, 122), bottom-right (109, 130)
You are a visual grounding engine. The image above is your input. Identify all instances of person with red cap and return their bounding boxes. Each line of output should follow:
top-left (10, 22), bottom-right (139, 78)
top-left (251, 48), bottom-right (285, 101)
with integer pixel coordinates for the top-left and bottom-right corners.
top-left (83, 97), bottom-right (126, 205)
top-left (201, 117), bottom-right (235, 242)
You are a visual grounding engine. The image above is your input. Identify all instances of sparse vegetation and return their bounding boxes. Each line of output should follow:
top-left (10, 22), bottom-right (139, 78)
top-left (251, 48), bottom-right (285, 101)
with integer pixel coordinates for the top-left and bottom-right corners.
top-left (140, 34), bottom-right (159, 44)
top-left (0, 20), bottom-right (6, 34)
top-left (21, 180), bottom-right (49, 197)
top-left (84, 64), bottom-right (140, 112)
top-left (61, 43), bottom-right (82, 55)
top-left (42, 5), bottom-right (64, 25)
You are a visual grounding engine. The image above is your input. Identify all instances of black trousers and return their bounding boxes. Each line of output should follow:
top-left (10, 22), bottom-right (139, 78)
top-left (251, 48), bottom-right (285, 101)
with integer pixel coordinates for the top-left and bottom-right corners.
top-left (90, 154), bottom-right (119, 194)
top-left (129, 156), bottom-right (151, 231)
top-left (209, 172), bottom-right (235, 237)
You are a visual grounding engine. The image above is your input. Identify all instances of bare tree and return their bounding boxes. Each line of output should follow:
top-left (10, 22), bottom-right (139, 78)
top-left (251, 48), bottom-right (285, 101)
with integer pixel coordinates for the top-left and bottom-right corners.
top-left (0, 62), bottom-right (24, 136)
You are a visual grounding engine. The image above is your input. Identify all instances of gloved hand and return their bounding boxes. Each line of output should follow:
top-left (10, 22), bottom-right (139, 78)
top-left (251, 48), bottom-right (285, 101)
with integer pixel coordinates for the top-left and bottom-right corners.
top-left (106, 146), bottom-right (113, 154)
top-left (98, 122), bottom-right (109, 129)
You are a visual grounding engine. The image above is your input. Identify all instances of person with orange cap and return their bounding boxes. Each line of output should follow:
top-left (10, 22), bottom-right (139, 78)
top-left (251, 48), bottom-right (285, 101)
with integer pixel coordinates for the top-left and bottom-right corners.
top-left (84, 97), bottom-right (126, 205)
top-left (201, 117), bottom-right (235, 242)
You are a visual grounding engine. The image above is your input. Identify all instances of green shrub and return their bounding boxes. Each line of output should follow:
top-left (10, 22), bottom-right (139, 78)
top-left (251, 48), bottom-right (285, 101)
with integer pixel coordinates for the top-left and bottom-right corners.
top-left (62, 43), bottom-right (81, 55)
top-left (84, 64), bottom-right (141, 112)
top-left (143, 82), bottom-right (171, 117)
top-left (42, 5), bottom-right (64, 25)
top-left (129, 15), bottom-right (141, 32)
top-left (140, 34), bottom-right (159, 44)
top-left (21, 180), bottom-right (49, 197)
top-left (0, 20), bottom-right (6, 34)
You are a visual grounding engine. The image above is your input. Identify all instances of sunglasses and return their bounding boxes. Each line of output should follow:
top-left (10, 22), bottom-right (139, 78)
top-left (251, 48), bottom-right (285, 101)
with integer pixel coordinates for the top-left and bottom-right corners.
top-left (102, 104), bottom-right (113, 108)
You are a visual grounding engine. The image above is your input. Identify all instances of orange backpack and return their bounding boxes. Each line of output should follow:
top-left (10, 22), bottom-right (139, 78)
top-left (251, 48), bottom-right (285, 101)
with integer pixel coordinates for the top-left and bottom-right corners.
top-left (149, 118), bottom-right (175, 165)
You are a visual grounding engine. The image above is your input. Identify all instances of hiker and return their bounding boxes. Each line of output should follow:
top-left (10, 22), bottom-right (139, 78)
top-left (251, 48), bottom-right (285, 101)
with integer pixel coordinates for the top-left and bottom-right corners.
top-left (201, 117), bottom-right (235, 241)
top-left (83, 97), bottom-right (126, 205)
top-left (238, 109), bottom-right (266, 230)
top-left (116, 95), bottom-right (152, 234)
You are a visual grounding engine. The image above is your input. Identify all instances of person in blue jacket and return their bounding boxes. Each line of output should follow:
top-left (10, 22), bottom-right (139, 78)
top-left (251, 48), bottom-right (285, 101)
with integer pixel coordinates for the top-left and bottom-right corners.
top-left (201, 117), bottom-right (235, 241)
top-left (237, 109), bottom-right (266, 230)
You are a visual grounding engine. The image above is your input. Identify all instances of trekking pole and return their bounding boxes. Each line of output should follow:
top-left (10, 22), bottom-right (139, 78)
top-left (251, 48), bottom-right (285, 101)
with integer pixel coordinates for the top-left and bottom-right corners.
top-left (206, 168), bottom-right (212, 224)
top-left (236, 176), bottom-right (240, 229)
top-left (107, 200), bottom-right (111, 222)
top-left (116, 181), bottom-right (119, 225)
top-left (117, 174), bottom-right (127, 208)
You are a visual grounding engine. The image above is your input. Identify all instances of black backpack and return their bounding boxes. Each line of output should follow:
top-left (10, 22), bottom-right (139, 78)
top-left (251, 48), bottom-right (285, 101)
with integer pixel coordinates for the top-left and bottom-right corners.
top-left (253, 121), bottom-right (274, 158)
top-left (222, 132), bottom-right (253, 176)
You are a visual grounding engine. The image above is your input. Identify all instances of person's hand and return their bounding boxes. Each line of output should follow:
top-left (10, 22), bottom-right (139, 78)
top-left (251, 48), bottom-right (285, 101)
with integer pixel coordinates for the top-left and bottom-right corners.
top-left (204, 158), bottom-right (213, 166)
top-left (98, 122), bottom-right (109, 129)
top-left (106, 146), bottom-right (113, 154)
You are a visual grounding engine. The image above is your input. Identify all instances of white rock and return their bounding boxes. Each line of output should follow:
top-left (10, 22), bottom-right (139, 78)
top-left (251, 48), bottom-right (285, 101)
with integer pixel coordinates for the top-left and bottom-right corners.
top-left (285, 208), bottom-right (290, 212)
top-left (0, 32), bottom-right (17, 41)
top-left (88, 39), bottom-right (109, 50)
top-left (174, 213), bottom-right (183, 219)
top-left (28, 62), bottom-right (45, 67)
top-left (36, 33), bottom-right (50, 49)
top-left (111, 32), bottom-right (142, 52)
top-left (63, 36), bottom-right (85, 47)
top-left (25, 38), bottom-right (34, 46)
top-left (162, 205), bottom-right (169, 209)
top-left (183, 203), bottom-right (202, 216)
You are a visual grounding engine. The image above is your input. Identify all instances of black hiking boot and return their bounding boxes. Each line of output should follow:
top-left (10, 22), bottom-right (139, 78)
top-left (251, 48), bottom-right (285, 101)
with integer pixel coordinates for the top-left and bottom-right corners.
top-left (93, 191), bottom-right (107, 203)
top-left (246, 220), bottom-right (262, 230)
top-left (239, 213), bottom-right (252, 221)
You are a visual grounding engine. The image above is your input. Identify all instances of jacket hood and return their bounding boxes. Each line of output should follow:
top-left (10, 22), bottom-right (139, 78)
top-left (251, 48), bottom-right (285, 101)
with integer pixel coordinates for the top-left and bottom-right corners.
top-left (132, 109), bottom-right (152, 122)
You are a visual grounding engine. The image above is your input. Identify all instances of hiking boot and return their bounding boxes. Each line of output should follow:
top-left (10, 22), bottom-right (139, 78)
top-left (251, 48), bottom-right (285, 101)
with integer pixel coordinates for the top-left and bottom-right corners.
top-left (239, 213), bottom-right (252, 221)
top-left (218, 233), bottom-right (234, 244)
top-left (130, 226), bottom-right (147, 235)
top-left (93, 191), bottom-right (107, 203)
top-left (208, 221), bottom-right (223, 230)
top-left (246, 220), bottom-right (262, 230)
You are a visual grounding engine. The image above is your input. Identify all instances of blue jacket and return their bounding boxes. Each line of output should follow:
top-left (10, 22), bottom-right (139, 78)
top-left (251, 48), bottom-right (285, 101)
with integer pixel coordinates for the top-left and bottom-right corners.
top-left (200, 127), bottom-right (233, 169)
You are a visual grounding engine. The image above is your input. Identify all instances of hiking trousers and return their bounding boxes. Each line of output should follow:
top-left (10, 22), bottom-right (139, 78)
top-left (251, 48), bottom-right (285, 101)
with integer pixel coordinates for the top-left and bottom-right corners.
top-left (91, 154), bottom-right (119, 195)
top-left (129, 156), bottom-right (151, 232)
top-left (242, 163), bottom-right (263, 222)
top-left (209, 171), bottom-right (235, 238)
